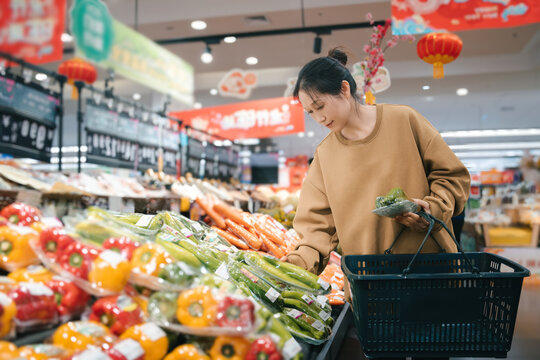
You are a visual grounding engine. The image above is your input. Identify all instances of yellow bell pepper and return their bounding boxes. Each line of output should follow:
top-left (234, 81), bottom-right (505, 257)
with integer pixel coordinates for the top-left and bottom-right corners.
top-left (17, 344), bottom-right (69, 360)
top-left (120, 323), bottom-right (168, 360)
top-left (133, 295), bottom-right (148, 316)
top-left (0, 276), bottom-right (16, 293)
top-left (0, 341), bottom-right (18, 360)
top-left (209, 336), bottom-right (251, 360)
top-left (8, 265), bottom-right (54, 283)
top-left (0, 225), bottom-right (38, 271)
top-left (176, 286), bottom-right (217, 328)
top-left (165, 344), bottom-right (210, 360)
top-left (0, 293), bottom-right (16, 338)
top-left (29, 222), bottom-right (47, 234)
top-left (88, 250), bottom-right (131, 292)
top-left (52, 321), bottom-right (115, 352)
top-left (131, 243), bottom-right (171, 276)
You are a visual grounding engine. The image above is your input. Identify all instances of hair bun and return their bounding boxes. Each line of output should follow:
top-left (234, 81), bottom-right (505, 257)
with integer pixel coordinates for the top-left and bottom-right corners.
top-left (327, 47), bottom-right (348, 66)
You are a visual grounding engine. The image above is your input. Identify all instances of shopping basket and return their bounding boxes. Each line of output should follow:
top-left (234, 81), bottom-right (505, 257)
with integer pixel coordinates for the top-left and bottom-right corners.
top-left (342, 212), bottom-right (530, 359)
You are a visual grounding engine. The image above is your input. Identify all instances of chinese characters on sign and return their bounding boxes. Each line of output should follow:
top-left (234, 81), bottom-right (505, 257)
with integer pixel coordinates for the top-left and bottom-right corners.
top-left (0, 0), bottom-right (66, 64)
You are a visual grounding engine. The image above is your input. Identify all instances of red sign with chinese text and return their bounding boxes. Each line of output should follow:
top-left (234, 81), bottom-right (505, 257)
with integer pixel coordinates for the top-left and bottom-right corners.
top-left (170, 97), bottom-right (305, 140)
top-left (391, 0), bottom-right (540, 35)
top-left (0, 0), bottom-right (66, 64)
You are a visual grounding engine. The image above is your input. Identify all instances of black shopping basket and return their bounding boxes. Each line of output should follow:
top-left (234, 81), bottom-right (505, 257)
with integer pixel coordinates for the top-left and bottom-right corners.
top-left (342, 212), bottom-right (530, 359)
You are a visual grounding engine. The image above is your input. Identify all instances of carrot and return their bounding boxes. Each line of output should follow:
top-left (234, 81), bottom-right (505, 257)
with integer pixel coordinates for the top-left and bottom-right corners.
top-left (225, 219), bottom-right (262, 250)
top-left (196, 197), bottom-right (226, 229)
top-left (254, 221), bottom-right (286, 247)
top-left (213, 203), bottom-right (252, 228)
top-left (212, 227), bottom-right (249, 250)
top-left (260, 233), bottom-right (285, 258)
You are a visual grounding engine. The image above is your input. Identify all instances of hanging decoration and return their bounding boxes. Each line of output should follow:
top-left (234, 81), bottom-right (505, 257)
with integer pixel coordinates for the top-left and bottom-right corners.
top-left (57, 58), bottom-right (97, 98)
top-left (416, 32), bottom-right (462, 79)
top-left (218, 69), bottom-right (258, 99)
top-left (352, 62), bottom-right (391, 96)
top-left (358, 14), bottom-right (415, 105)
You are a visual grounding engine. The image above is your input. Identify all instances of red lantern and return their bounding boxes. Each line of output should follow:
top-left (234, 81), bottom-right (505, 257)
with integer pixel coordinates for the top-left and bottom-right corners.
top-left (58, 58), bottom-right (97, 98)
top-left (417, 33), bottom-right (462, 79)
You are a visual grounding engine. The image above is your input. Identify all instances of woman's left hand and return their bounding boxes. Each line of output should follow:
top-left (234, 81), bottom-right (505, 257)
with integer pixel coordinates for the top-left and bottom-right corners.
top-left (394, 199), bottom-right (430, 232)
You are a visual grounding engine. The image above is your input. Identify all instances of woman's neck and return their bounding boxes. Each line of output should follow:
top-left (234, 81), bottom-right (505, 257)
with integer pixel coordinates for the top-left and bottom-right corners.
top-left (339, 102), bottom-right (377, 141)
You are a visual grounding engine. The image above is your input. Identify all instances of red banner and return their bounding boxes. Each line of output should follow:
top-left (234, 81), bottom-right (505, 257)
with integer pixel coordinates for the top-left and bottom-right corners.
top-left (170, 97), bottom-right (305, 140)
top-left (0, 0), bottom-right (66, 64)
top-left (391, 0), bottom-right (540, 35)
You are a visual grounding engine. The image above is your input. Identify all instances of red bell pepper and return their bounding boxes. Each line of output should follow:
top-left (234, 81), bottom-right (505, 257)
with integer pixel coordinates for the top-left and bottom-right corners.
top-left (215, 296), bottom-right (255, 328)
top-left (58, 242), bottom-right (100, 280)
top-left (9, 282), bottom-right (57, 323)
top-left (106, 338), bottom-right (145, 360)
top-left (0, 203), bottom-right (41, 226)
top-left (102, 237), bottom-right (140, 261)
top-left (89, 295), bottom-right (144, 336)
top-left (245, 336), bottom-right (282, 360)
top-left (39, 227), bottom-right (75, 260)
top-left (46, 277), bottom-right (90, 317)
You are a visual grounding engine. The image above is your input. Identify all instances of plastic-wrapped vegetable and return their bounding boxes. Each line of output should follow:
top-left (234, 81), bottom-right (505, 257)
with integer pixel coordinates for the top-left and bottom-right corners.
top-left (9, 282), bottom-right (57, 332)
top-left (46, 277), bottom-right (90, 321)
top-left (0, 223), bottom-right (39, 271)
top-left (17, 344), bottom-right (71, 360)
top-left (120, 323), bottom-right (168, 360)
top-left (89, 295), bottom-right (145, 336)
top-left (0, 293), bottom-right (16, 339)
top-left (106, 338), bottom-right (145, 360)
top-left (52, 321), bottom-right (116, 352)
top-left (0, 341), bottom-right (18, 360)
top-left (209, 336), bottom-right (251, 360)
top-left (8, 265), bottom-right (53, 283)
top-left (164, 344), bottom-right (210, 360)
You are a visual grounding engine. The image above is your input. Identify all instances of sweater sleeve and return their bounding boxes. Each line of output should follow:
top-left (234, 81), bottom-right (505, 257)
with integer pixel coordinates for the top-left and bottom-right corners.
top-left (287, 152), bottom-right (338, 275)
top-left (410, 108), bottom-right (471, 229)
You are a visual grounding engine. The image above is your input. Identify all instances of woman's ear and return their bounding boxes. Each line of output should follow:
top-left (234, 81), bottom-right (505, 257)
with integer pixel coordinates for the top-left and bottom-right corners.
top-left (341, 80), bottom-right (351, 99)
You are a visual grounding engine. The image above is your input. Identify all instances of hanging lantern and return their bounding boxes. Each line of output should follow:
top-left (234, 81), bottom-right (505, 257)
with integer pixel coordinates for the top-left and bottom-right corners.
top-left (58, 58), bottom-right (97, 98)
top-left (417, 33), bottom-right (462, 79)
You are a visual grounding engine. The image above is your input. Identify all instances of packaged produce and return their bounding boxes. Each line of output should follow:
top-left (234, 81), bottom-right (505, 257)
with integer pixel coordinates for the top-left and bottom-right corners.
top-left (57, 242), bottom-right (101, 280)
top-left (106, 338), bottom-right (145, 360)
top-left (176, 286), bottom-right (218, 328)
top-left (245, 335), bottom-right (283, 360)
top-left (65, 348), bottom-right (112, 360)
top-left (0, 223), bottom-right (39, 271)
top-left (0, 292), bottom-right (16, 338)
top-left (52, 321), bottom-right (116, 352)
top-left (372, 187), bottom-right (419, 217)
top-left (209, 336), bottom-right (250, 360)
top-left (120, 323), bottom-right (168, 360)
top-left (89, 295), bottom-right (145, 336)
top-left (46, 277), bottom-right (90, 320)
top-left (130, 242), bottom-right (171, 277)
top-left (9, 282), bottom-right (57, 331)
top-left (88, 250), bottom-right (131, 293)
top-left (164, 344), bottom-right (210, 360)
top-left (0, 203), bottom-right (41, 226)
top-left (147, 291), bottom-right (177, 323)
top-left (0, 341), bottom-right (18, 360)
top-left (102, 237), bottom-right (140, 261)
top-left (17, 344), bottom-right (70, 360)
top-left (0, 276), bottom-right (16, 293)
top-left (8, 265), bottom-right (54, 283)
top-left (38, 227), bottom-right (75, 260)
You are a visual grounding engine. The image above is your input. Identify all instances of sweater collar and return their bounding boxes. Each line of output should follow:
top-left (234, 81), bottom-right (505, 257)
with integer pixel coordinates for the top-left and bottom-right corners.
top-left (334, 104), bottom-right (382, 145)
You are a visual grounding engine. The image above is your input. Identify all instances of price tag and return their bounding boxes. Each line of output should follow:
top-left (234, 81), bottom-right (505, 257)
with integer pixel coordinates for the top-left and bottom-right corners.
top-left (333, 271), bottom-right (344, 279)
top-left (282, 338), bottom-right (302, 360)
top-left (75, 348), bottom-right (110, 360)
top-left (316, 295), bottom-right (328, 307)
top-left (108, 196), bottom-right (123, 212)
top-left (317, 278), bottom-right (330, 290)
top-left (265, 287), bottom-right (280, 303)
top-left (301, 294), bottom-right (314, 305)
top-left (140, 323), bottom-right (166, 341)
top-left (216, 263), bottom-right (230, 280)
top-left (22, 282), bottom-right (53, 296)
top-left (319, 310), bottom-right (331, 321)
top-left (136, 215), bottom-right (154, 227)
top-left (331, 283), bottom-right (340, 290)
top-left (312, 320), bottom-right (325, 332)
top-left (192, 222), bottom-right (204, 233)
top-left (286, 309), bottom-right (303, 319)
top-left (99, 250), bottom-right (124, 267)
top-left (113, 339), bottom-right (145, 360)
top-left (181, 228), bottom-right (193, 238)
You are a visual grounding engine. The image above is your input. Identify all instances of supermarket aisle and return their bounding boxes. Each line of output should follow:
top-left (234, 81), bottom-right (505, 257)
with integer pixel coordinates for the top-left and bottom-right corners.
top-left (337, 286), bottom-right (540, 360)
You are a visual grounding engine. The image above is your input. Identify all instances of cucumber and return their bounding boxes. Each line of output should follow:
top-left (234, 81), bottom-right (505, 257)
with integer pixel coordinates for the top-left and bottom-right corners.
top-left (155, 235), bottom-right (202, 268)
top-left (264, 256), bottom-right (322, 290)
top-left (283, 307), bottom-right (328, 340)
top-left (284, 298), bottom-right (333, 326)
top-left (281, 290), bottom-right (332, 313)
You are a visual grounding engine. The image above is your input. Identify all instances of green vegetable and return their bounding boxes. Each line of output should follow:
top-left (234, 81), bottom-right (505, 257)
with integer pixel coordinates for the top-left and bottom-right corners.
top-left (158, 262), bottom-right (196, 287)
top-left (148, 292), bottom-right (177, 323)
top-left (283, 298), bottom-right (333, 326)
top-left (262, 255), bottom-right (322, 291)
top-left (245, 252), bottom-right (312, 291)
top-left (281, 290), bottom-right (332, 313)
top-left (375, 187), bottom-right (410, 208)
top-left (155, 233), bottom-right (202, 268)
top-left (283, 307), bottom-right (328, 340)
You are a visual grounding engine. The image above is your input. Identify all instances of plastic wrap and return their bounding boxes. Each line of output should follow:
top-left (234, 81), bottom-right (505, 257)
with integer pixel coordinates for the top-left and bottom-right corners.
top-left (52, 321), bottom-right (116, 352)
top-left (0, 223), bottom-right (39, 272)
top-left (372, 199), bottom-right (420, 217)
top-left (8, 281), bottom-right (58, 333)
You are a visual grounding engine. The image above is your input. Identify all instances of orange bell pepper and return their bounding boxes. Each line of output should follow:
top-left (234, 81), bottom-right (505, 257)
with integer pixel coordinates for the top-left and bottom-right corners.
top-left (0, 293), bottom-right (16, 338)
top-left (130, 243), bottom-right (171, 277)
top-left (17, 344), bottom-right (70, 360)
top-left (0, 341), bottom-right (18, 360)
top-left (88, 250), bottom-right (131, 292)
top-left (52, 321), bottom-right (115, 352)
top-left (8, 265), bottom-right (54, 283)
top-left (120, 323), bottom-right (168, 360)
top-left (164, 344), bottom-right (210, 360)
top-left (209, 336), bottom-right (251, 360)
top-left (0, 276), bottom-right (16, 293)
top-left (0, 224), bottom-right (38, 271)
top-left (176, 286), bottom-right (217, 328)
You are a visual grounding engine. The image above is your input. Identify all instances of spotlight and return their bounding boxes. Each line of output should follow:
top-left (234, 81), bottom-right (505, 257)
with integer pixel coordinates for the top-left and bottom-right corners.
top-left (313, 35), bottom-right (322, 54)
top-left (201, 46), bottom-right (213, 64)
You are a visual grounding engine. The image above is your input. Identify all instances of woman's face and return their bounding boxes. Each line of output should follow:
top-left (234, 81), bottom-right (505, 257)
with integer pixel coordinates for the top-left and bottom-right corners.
top-left (298, 84), bottom-right (352, 132)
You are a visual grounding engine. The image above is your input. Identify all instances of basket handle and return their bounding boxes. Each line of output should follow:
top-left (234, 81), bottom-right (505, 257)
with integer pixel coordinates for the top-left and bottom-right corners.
top-left (385, 211), bottom-right (480, 276)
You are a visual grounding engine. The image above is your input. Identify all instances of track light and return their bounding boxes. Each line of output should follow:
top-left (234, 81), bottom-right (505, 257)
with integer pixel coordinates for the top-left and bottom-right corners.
top-left (201, 45), bottom-right (213, 64)
top-left (313, 35), bottom-right (322, 54)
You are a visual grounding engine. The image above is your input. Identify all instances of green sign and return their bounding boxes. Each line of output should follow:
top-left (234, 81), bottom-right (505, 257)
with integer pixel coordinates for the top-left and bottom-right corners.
top-left (70, 0), bottom-right (194, 105)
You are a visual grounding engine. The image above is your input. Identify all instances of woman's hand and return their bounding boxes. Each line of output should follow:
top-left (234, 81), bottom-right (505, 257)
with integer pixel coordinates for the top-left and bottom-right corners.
top-left (394, 199), bottom-right (430, 232)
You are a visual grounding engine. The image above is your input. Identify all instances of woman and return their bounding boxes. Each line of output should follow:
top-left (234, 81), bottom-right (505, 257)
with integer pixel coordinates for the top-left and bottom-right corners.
top-left (285, 47), bottom-right (470, 292)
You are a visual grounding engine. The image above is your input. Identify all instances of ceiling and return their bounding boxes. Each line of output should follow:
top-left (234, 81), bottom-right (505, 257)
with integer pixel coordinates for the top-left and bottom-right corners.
top-left (50, 0), bottom-right (540, 171)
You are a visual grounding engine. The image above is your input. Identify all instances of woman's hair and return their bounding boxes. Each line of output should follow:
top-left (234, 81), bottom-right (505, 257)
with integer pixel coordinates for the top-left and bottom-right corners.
top-left (293, 47), bottom-right (360, 101)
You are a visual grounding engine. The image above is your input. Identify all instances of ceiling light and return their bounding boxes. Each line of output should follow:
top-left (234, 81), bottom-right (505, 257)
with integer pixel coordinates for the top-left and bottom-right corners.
top-left (191, 20), bottom-right (207, 30)
top-left (441, 128), bottom-right (540, 138)
top-left (454, 150), bottom-right (527, 159)
top-left (298, 132), bottom-right (305, 138)
top-left (450, 142), bottom-right (540, 151)
top-left (210, 88), bottom-right (218, 95)
top-left (194, 102), bottom-right (202, 109)
top-left (307, 131), bottom-right (315, 137)
top-left (35, 73), bottom-right (47, 81)
top-left (132, 93), bottom-right (141, 100)
top-left (456, 88), bottom-right (469, 96)
top-left (313, 36), bottom-right (322, 54)
top-left (422, 85), bottom-right (430, 90)
top-left (61, 33), bottom-right (73, 43)
top-left (246, 57), bottom-right (258, 65)
top-left (201, 46), bottom-right (213, 64)
top-left (224, 36), bottom-right (237, 44)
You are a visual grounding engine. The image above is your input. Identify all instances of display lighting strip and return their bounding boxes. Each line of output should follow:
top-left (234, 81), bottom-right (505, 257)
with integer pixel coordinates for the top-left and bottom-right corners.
top-left (50, 146), bottom-right (88, 154)
top-left (449, 142), bottom-right (540, 151)
top-left (454, 149), bottom-right (540, 159)
top-left (441, 129), bottom-right (540, 138)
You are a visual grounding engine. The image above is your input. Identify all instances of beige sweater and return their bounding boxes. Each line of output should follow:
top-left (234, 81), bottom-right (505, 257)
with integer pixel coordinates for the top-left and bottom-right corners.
top-left (287, 104), bottom-right (471, 275)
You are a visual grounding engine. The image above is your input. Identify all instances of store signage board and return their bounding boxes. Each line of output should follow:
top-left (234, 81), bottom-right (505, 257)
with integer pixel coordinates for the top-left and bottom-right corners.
top-left (0, 0), bottom-right (66, 64)
top-left (70, 0), bottom-right (194, 105)
top-left (171, 97), bottom-right (305, 140)
top-left (391, 0), bottom-right (540, 35)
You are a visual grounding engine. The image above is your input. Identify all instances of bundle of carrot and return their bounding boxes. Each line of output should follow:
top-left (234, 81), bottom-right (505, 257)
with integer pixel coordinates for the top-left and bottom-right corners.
top-left (194, 195), bottom-right (300, 258)
top-left (318, 252), bottom-right (345, 305)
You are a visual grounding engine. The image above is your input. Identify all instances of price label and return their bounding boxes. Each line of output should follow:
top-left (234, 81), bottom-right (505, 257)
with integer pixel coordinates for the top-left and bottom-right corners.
top-left (312, 320), bottom-right (325, 332)
top-left (75, 348), bottom-right (110, 360)
top-left (282, 338), bottom-right (302, 360)
top-left (286, 309), bottom-right (302, 319)
top-left (301, 294), bottom-right (314, 305)
top-left (265, 287), bottom-right (280, 303)
top-left (316, 295), bottom-right (328, 307)
top-left (109, 196), bottom-right (123, 212)
top-left (181, 228), bottom-right (193, 238)
top-left (136, 215), bottom-right (154, 227)
top-left (318, 278), bottom-right (330, 290)
top-left (21, 282), bottom-right (53, 296)
top-left (113, 339), bottom-right (145, 360)
top-left (319, 310), bottom-right (331, 321)
top-left (216, 262), bottom-right (230, 280)
top-left (99, 250), bottom-right (124, 268)
top-left (140, 323), bottom-right (166, 341)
